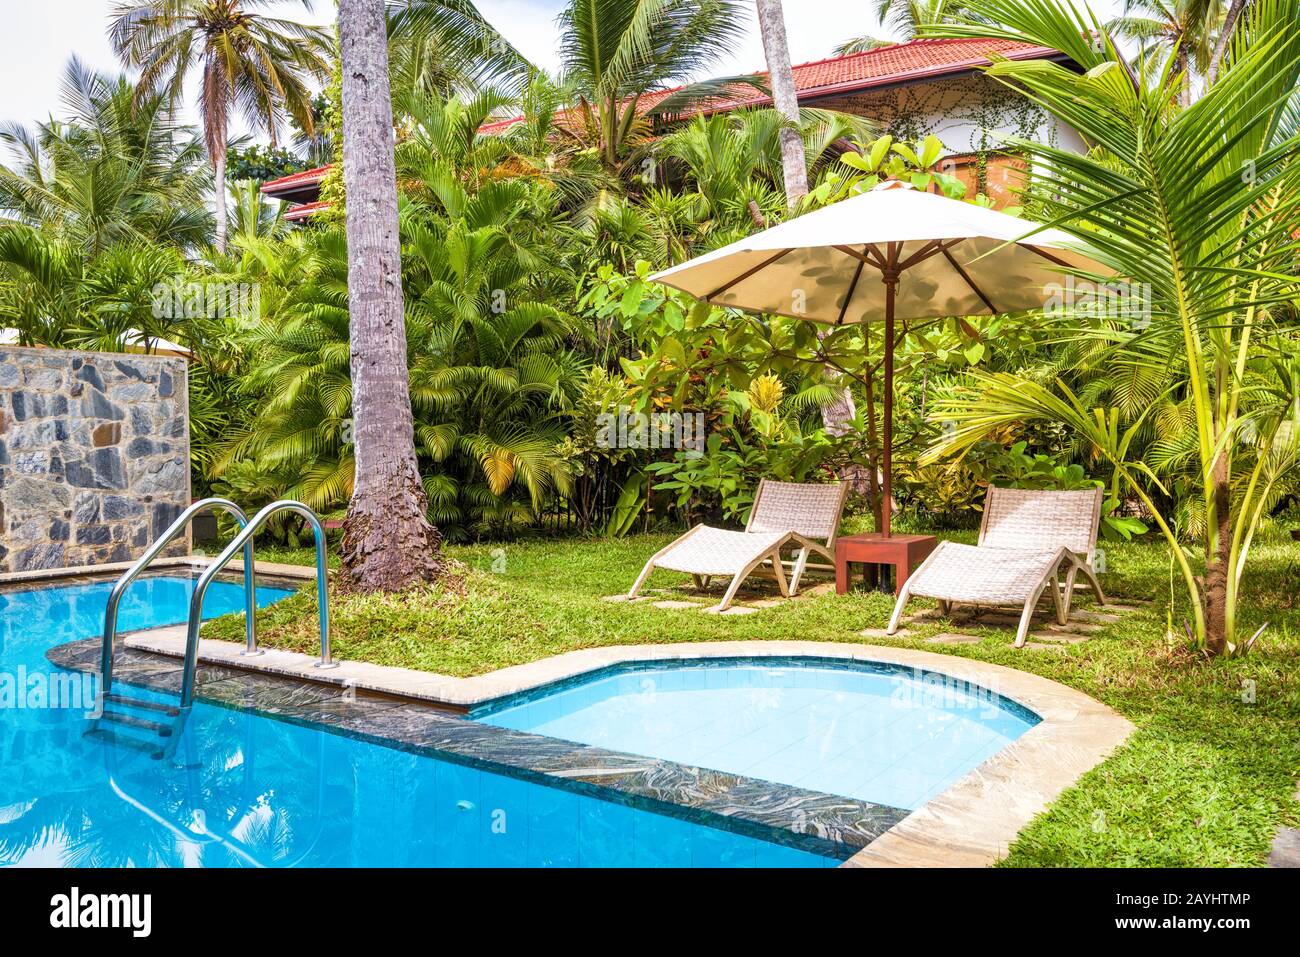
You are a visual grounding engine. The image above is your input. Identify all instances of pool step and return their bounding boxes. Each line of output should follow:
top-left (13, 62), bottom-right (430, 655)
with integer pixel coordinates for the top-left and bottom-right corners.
top-left (83, 726), bottom-right (166, 760)
top-left (99, 709), bottom-right (174, 737)
top-left (103, 693), bottom-right (181, 718)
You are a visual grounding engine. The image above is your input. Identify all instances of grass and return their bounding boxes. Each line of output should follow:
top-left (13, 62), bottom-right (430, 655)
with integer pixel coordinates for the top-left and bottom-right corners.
top-left (202, 526), bottom-right (1300, 867)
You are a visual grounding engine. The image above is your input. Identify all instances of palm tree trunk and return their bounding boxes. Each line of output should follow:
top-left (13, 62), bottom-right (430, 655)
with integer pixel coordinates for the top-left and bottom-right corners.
top-left (337, 0), bottom-right (446, 592)
top-left (755, 0), bottom-right (808, 210)
top-left (214, 134), bottom-right (228, 254)
top-left (1207, 0), bottom-right (1248, 86)
top-left (1203, 454), bottom-right (1232, 655)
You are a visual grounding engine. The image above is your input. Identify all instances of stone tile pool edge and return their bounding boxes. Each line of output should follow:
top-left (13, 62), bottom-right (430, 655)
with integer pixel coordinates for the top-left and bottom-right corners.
top-left (47, 638), bottom-right (906, 863)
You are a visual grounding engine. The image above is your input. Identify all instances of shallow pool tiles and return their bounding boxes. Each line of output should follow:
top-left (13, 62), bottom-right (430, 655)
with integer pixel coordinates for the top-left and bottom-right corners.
top-left (476, 660), bottom-right (1033, 811)
top-left (822, 713), bottom-right (1024, 809)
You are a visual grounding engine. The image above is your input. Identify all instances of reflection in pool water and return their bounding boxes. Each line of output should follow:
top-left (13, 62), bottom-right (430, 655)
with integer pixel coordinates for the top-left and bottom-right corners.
top-left (0, 576), bottom-right (832, 867)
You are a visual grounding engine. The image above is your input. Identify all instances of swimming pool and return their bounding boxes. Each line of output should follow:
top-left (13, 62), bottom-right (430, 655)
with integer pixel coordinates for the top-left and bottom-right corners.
top-left (476, 659), bottom-right (1040, 810)
top-left (0, 576), bottom-right (833, 867)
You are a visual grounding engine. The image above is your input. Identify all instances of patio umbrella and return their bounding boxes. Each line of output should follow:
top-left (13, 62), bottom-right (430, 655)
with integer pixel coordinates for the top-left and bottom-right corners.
top-left (649, 181), bottom-right (1107, 537)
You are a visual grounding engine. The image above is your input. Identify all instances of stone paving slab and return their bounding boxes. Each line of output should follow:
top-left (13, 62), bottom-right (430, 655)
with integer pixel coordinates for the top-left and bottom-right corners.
top-left (1267, 784), bottom-right (1300, 867)
top-left (926, 632), bottom-right (983, 646)
top-left (1027, 631), bottom-right (1091, 645)
top-left (1268, 829), bottom-right (1300, 867)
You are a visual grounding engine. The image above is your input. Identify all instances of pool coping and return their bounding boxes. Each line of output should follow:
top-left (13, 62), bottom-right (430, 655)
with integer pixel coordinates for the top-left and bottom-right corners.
top-left (112, 631), bottom-right (1134, 868)
top-left (0, 555), bottom-right (318, 588)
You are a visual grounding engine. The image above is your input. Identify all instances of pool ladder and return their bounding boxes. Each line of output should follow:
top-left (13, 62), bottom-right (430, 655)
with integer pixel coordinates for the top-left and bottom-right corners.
top-left (91, 498), bottom-right (336, 759)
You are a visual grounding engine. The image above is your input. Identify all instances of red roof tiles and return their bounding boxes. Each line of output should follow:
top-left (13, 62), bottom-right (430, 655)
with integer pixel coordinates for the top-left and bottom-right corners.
top-left (262, 37), bottom-right (1065, 216)
top-left (261, 165), bottom-right (333, 195)
top-left (283, 199), bottom-right (332, 221)
top-left (649, 36), bottom-right (1061, 115)
top-left (476, 37), bottom-right (1061, 137)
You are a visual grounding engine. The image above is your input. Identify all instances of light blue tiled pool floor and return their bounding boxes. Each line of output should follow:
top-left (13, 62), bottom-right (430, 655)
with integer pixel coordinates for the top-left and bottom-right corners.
top-left (480, 664), bottom-right (1038, 809)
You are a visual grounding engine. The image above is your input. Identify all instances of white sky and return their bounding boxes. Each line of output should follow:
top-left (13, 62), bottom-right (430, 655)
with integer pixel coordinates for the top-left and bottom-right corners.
top-left (0, 0), bottom-right (1124, 139)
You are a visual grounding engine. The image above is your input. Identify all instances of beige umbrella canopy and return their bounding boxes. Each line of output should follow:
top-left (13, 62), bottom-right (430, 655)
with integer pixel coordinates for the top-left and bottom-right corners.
top-left (650, 181), bottom-right (1107, 537)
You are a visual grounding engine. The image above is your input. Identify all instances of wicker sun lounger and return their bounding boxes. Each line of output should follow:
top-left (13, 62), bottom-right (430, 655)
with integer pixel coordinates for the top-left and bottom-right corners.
top-left (627, 480), bottom-right (848, 612)
top-left (886, 486), bottom-right (1106, 647)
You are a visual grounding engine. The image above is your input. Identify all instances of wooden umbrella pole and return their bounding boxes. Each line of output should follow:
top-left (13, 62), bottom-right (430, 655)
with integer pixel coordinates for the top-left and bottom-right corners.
top-left (881, 262), bottom-right (898, 539)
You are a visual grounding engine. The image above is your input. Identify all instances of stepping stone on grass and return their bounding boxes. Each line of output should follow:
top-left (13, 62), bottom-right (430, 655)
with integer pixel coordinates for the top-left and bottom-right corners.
top-left (1038, 621), bottom-right (1107, 635)
top-left (926, 632), bottom-right (983, 646)
top-left (1028, 632), bottom-right (1090, 645)
top-left (1268, 830), bottom-right (1300, 867)
top-left (1070, 609), bottom-right (1124, 624)
top-left (703, 604), bottom-right (759, 616)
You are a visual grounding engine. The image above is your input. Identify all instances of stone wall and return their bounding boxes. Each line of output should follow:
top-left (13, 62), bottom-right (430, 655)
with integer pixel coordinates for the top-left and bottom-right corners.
top-left (0, 346), bottom-right (191, 573)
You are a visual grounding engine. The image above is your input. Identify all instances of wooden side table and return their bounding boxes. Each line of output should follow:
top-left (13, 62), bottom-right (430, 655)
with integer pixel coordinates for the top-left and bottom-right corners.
top-left (835, 533), bottom-right (937, 596)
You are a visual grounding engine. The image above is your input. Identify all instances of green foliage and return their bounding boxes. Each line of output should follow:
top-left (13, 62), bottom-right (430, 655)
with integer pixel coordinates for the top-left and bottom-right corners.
top-left (225, 144), bottom-right (307, 183)
top-left (215, 95), bottom-right (588, 540)
top-left (807, 133), bottom-right (968, 206)
top-left (647, 427), bottom-right (834, 524)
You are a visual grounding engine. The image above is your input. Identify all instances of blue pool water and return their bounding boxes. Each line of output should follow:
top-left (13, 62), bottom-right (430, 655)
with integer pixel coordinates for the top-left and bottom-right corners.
top-left (0, 577), bottom-right (832, 867)
top-left (478, 661), bottom-right (1040, 810)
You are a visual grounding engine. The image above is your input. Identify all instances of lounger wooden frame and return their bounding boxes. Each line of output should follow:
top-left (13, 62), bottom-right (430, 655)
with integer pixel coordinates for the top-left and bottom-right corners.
top-left (886, 486), bottom-right (1107, 647)
top-left (627, 480), bottom-right (848, 612)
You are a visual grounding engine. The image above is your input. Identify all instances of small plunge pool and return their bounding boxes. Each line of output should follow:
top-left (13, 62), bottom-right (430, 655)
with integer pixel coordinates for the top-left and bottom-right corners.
top-left (475, 658), bottom-right (1040, 810)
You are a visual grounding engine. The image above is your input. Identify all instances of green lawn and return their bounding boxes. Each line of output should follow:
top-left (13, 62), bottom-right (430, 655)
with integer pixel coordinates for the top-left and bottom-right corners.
top-left (203, 528), bottom-right (1300, 867)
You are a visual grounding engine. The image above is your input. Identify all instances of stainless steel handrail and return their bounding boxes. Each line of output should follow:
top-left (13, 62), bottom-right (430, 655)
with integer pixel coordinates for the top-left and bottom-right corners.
top-left (100, 497), bottom-right (256, 694)
top-left (179, 499), bottom-right (336, 707)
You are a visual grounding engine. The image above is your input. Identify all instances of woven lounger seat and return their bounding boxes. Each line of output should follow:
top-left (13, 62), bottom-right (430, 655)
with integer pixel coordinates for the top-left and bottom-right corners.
top-left (652, 527), bottom-right (791, 577)
top-left (887, 486), bottom-right (1106, 647)
top-left (628, 480), bottom-right (848, 611)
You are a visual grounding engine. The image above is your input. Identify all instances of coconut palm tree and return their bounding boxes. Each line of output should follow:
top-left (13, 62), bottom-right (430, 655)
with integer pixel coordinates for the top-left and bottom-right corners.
top-left (109, 0), bottom-right (332, 253)
top-left (336, 0), bottom-right (446, 590)
top-left (1206, 0), bottom-right (1250, 84)
top-left (835, 0), bottom-right (970, 54)
top-left (557, 0), bottom-right (751, 176)
top-left (1107, 0), bottom-right (1225, 105)
top-left (754, 0), bottom-right (807, 209)
top-left (925, 0), bottom-right (1300, 656)
top-left (0, 58), bottom-right (211, 254)
top-left (387, 0), bottom-right (533, 96)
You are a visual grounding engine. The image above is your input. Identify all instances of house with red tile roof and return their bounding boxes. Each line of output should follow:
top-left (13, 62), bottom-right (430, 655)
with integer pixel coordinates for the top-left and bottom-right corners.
top-left (262, 37), bottom-right (1083, 218)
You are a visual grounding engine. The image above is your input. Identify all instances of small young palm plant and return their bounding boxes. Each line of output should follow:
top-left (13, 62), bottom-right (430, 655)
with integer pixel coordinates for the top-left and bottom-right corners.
top-left (922, 0), bottom-right (1300, 655)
